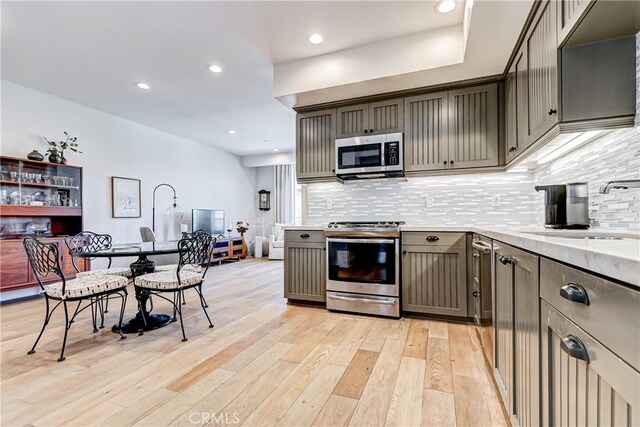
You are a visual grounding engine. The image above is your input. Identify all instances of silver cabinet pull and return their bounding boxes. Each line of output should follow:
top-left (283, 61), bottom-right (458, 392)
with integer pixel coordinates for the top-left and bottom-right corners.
top-left (472, 240), bottom-right (492, 253)
top-left (328, 294), bottom-right (396, 305)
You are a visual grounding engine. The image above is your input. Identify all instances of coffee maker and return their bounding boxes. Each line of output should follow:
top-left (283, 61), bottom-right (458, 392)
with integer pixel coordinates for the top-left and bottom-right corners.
top-left (534, 182), bottom-right (590, 229)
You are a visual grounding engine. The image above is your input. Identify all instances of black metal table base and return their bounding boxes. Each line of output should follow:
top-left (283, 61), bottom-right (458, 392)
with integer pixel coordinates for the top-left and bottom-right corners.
top-left (113, 312), bottom-right (173, 334)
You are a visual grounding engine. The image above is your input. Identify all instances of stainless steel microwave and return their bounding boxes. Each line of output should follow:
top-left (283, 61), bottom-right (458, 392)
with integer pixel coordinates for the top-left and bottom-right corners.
top-left (335, 132), bottom-right (403, 177)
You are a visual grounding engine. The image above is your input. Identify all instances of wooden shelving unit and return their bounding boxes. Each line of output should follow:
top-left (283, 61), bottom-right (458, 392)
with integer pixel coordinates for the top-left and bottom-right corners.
top-left (0, 156), bottom-right (87, 292)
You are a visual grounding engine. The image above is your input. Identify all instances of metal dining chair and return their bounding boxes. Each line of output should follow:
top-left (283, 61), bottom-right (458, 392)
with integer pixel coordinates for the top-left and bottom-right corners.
top-left (65, 231), bottom-right (133, 324)
top-left (133, 231), bottom-right (215, 341)
top-left (23, 237), bottom-right (129, 361)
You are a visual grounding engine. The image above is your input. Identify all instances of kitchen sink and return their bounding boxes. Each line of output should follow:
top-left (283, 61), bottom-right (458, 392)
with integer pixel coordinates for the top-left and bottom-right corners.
top-left (519, 230), bottom-right (640, 240)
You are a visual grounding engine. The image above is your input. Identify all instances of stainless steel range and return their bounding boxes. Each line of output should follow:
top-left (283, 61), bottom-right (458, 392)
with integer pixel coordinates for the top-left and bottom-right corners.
top-left (325, 221), bottom-right (404, 318)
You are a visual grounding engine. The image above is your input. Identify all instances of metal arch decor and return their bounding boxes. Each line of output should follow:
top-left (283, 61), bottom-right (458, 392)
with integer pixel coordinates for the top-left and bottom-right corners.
top-left (258, 189), bottom-right (271, 211)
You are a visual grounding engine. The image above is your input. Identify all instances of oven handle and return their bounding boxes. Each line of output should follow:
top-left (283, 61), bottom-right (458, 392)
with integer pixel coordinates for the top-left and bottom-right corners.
top-left (328, 294), bottom-right (397, 305)
top-left (471, 240), bottom-right (492, 253)
top-left (327, 238), bottom-right (396, 245)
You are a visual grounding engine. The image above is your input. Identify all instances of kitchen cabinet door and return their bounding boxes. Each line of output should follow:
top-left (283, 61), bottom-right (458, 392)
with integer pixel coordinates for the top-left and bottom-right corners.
top-left (296, 109), bottom-right (336, 180)
top-left (557, 0), bottom-right (593, 46)
top-left (336, 104), bottom-right (369, 138)
top-left (506, 46), bottom-right (529, 163)
top-left (448, 84), bottom-right (499, 169)
top-left (526, 0), bottom-right (559, 144)
top-left (494, 241), bottom-right (540, 426)
top-left (541, 301), bottom-right (640, 427)
top-left (368, 98), bottom-right (403, 135)
top-left (401, 244), bottom-right (467, 317)
top-left (284, 242), bottom-right (326, 302)
top-left (493, 241), bottom-right (514, 415)
top-left (403, 92), bottom-right (449, 172)
top-left (512, 246), bottom-right (540, 427)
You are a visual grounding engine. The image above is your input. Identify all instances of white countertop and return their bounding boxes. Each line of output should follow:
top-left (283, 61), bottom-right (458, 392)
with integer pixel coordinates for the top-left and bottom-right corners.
top-left (287, 224), bottom-right (640, 287)
top-left (403, 225), bottom-right (640, 287)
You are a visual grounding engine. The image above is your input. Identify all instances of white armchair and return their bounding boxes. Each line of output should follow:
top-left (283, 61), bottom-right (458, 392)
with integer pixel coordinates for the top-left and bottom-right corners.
top-left (268, 223), bottom-right (285, 260)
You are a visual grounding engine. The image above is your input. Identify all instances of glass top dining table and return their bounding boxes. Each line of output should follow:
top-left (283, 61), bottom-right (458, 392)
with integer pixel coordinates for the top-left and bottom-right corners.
top-left (75, 241), bottom-right (181, 334)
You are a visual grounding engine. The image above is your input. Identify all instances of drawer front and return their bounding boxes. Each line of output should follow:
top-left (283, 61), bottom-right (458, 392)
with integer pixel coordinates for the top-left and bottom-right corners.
top-left (540, 258), bottom-right (640, 370)
top-left (284, 230), bottom-right (325, 244)
top-left (541, 301), bottom-right (640, 427)
top-left (401, 232), bottom-right (465, 247)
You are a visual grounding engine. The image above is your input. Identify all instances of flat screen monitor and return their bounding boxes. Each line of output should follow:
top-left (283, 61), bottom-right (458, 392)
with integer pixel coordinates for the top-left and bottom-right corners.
top-left (192, 209), bottom-right (225, 236)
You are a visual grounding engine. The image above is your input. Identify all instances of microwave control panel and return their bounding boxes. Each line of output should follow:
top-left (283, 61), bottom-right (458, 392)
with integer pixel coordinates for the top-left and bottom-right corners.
top-left (385, 141), bottom-right (400, 166)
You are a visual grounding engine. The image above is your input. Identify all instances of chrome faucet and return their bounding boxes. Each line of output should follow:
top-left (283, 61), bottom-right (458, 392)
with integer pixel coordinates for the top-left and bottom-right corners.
top-left (599, 179), bottom-right (640, 194)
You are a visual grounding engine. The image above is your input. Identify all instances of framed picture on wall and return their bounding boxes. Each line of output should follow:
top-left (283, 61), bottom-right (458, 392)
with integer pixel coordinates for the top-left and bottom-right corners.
top-left (111, 176), bottom-right (141, 218)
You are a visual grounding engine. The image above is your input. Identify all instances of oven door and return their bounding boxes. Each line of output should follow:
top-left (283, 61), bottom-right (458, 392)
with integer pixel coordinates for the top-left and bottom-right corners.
top-left (335, 139), bottom-right (384, 175)
top-left (326, 237), bottom-right (399, 297)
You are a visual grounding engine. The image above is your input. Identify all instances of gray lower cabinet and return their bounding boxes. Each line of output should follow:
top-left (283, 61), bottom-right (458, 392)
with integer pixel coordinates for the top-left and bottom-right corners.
top-left (448, 84), bottom-right (500, 169)
top-left (541, 301), bottom-right (640, 426)
top-left (401, 232), bottom-right (467, 317)
top-left (284, 239), bottom-right (326, 303)
top-left (296, 109), bottom-right (336, 180)
top-left (493, 241), bottom-right (540, 427)
top-left (525, 0), bottom-right (559, 144)
top-left (337, 98), bottom-right (403, 138)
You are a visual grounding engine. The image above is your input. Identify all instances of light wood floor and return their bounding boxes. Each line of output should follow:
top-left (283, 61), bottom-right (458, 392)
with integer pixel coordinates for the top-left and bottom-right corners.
top-left (1, 259), bottom-right (507, 427)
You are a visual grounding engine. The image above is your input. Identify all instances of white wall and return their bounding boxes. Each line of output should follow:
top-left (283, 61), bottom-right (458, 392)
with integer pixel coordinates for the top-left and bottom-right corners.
top-left (1, 80), bottom-right (257, 275)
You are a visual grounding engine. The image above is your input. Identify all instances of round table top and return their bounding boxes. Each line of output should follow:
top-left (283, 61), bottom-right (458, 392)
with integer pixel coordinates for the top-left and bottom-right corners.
top-left (75, 241), bottom-right (180, 258)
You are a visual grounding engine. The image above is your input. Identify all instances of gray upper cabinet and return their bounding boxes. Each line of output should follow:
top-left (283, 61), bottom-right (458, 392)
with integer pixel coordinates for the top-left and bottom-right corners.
top-left (506, 46), bottom-right (530, 163)
top-left (336, 104), bottom-right (368, 138)
top-left (401, 232), bottom-right (467, 317)
top-left (448, 84), bottom-right (499, 169)
top-left (296, 109), bottom-right (336, 180)
top-left (525, 0), bottom-right (559, 144)
top-left (368, 99), bottom-right (404, 135)
top-left (337, 98), bottom-right (403, 138)
top-left (557, 0), bottom-right (593, 46)
top-left (403, 91), bottom-right (449, 172)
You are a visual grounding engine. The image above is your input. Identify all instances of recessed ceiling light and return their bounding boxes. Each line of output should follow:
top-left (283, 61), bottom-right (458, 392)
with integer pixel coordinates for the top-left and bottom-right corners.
top-left (435, 0), bottom-right (456, 13)
top-left (227, 130), bottom-right (236, 134)
top-left (209, 65), bottom-right (222, 73)
top-left (273, 148), bottom-right (279, 152)
top-left (136, 82), bottom-right (150, 90)
top-left (308, 33), bottom-right (324, 44)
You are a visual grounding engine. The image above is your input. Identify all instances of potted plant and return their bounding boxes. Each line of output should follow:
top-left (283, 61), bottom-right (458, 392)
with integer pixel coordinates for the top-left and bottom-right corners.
top-left (44, 131), bottom-right (82, 164)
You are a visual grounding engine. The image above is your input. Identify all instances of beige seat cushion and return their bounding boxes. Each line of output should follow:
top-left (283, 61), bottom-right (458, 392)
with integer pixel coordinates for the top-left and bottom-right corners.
top-left (135, 270), bottom-right (202, 291)
top-left (77, 267), bottom-right (133, 278)
top-left (45, 274), bottom-right (128, 299)
top-left (272, 240), bottom-right (284, 248)
top-left (154, 264), bottom-right (203, 273)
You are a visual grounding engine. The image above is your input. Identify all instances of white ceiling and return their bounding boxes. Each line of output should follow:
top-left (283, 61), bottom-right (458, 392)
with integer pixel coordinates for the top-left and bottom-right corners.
top-left (1, 1), bottom-right (529, 157)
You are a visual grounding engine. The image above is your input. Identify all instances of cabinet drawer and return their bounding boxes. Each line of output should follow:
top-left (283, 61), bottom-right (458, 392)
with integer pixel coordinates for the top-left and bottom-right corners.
top-left (401, 232), bottom-right (465, 247)
top-left (541, 300), bottom-right (640, 427)
top-left (540, 258), bottom-right (640, 370)
top-left (284, 230), bottom-right (325, 244)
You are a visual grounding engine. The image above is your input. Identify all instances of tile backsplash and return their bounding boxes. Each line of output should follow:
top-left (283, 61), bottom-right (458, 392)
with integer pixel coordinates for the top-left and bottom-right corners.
top-left (306, 126), bottom-right (640, 229)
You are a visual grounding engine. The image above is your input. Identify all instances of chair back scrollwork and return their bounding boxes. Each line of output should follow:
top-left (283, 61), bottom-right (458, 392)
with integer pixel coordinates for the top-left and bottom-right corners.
top-left (23, 237), bottom-right (65, 292)
top-left (177, 231), bottom-right (215, 281)
top-left (65, 231), bottom-right (113, 272)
